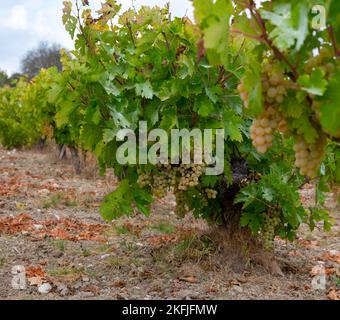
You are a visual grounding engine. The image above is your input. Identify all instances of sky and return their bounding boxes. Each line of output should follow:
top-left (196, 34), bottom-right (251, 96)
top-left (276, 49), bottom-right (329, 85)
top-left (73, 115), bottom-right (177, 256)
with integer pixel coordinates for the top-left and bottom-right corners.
top-left (0, 0), bottom-right (194, 75)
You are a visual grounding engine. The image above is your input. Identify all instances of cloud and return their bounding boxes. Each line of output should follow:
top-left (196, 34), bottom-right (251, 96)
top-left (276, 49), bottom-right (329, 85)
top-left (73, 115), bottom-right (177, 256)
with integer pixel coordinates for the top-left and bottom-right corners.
top-left (30, 7), bottom-right (73, 47)
top-left (3, 5), bottom-right (27, 30)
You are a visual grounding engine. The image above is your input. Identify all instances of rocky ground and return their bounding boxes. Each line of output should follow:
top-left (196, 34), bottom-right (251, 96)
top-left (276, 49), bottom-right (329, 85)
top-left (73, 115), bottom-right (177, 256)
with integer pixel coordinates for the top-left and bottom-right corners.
top-left (0, 146), bottom-right (339, 300)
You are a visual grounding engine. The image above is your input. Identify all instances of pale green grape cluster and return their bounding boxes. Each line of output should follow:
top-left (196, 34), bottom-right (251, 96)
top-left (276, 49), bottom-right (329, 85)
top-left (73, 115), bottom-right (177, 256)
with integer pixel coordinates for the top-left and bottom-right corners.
top-left (137, 164), bottom-right (177, 198)
top-left (237, 80), bottom-right (249, 109)
top-left (241, 61), bottom-right (289, 154)
top-left (178, 163), bottom-right (205, 191)
top-left (155, 164), bottom-right (177, 197)
top-left (250, 110), bottom-right (277, 154)
top-left (205, 188), bottom-right (217, 199)
top-left (262, 62), bottom-right (288, 106)
top-left (293, 135), bottom-right (327, 179)
top-left (262, 211), bottom-right (281, 250)
top-left (137, 161), bottom-right (206, 199)
top-left (152, 173), bottom-right (171, 198)
top-left (137, 173), bottom-right (152, 188)
top-left (137, 159), bottom-right (210, 218)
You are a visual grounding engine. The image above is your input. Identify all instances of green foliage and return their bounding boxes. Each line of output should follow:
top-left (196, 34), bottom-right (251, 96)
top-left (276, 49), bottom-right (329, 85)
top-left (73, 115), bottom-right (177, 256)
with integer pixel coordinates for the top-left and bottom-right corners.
top-left (0, 79), bottom-right (42, 148)
top-left (100, 180), bottom-right (153, 221)
top-left (0, 70), bottom-right (9, 87)
top-left (57, 1), bottom-right (249, 227)
top-left (236, 163), bottom-right (307, 240)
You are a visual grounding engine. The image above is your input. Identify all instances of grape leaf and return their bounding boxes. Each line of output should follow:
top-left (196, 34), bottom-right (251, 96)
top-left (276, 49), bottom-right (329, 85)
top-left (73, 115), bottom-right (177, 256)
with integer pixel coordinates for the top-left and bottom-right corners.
top-left (103, 128), bottom-right (117, 143)
top-left (242, 55), bottom-right (263, 116)
top-left (260, 2), bottom-right (309, 51)
top-left (194, 0), bottom-right (232, 66)
top-left (298, 69), bottom-right (328, 96)
top-left (320, 70), bottom-right (340, 136)
top-left (195, 95), bottom-right (214, 117)
top-left (281, 96), bottom-right (304, 118)
top-left (135, 81), bottom-right (154, 99)
top-left (100, 179), bottom-right (133, 221)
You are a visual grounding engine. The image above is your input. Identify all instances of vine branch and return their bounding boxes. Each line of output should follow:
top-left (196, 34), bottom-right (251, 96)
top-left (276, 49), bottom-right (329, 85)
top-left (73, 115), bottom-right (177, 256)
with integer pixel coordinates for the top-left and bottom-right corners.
top-left (327, 26), bottom-right (340, 57)
top-left (247, 0), bottom-right (299, 81)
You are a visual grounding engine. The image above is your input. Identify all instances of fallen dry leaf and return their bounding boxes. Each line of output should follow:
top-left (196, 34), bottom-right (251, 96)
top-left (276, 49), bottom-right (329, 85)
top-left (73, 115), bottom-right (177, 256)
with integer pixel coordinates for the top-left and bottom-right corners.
top-left (320, 250), bottom-right (340, 264)
top-left (0, 214), bottom-right (108, 242)
top-left (310, 265), bottom-right (338, 276)
top-left (228, 279), bottom-right (241, 286)
top-left (310, 265), bottom-right (324, 276)
top-left (327, 288), bottom-right (340, 300)
top-left (112, 280), bottom-right (126, 288)
top-left (26, 265), bottom-right (46, 278)
top-left (179, 276), bottom-right (197, 284)
top-left (82, 285), bottom-right (100, 295)
top-left (325, 268), bottom-right (338, 276)
top-left (28, 276), bottom-right (44, 286)
top-left (288, 284), bottom-right (300, 291)
top-left (26, 266), bottom-right (47, 286)
top-left (147, 234), bottom-right (178, 246)
top-left (298, 238), bottom-right (318, 249)
top-left (288, 250), bottom-right (303, 257)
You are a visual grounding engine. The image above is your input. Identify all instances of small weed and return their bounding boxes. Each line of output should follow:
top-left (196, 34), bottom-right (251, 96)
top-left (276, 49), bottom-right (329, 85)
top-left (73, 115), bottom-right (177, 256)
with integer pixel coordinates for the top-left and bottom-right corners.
top-left (0, 257), bottom-right (5, 267)
top-left (48, 266), bottom-right (85, 277)
top-left (151, 234), bottom-right (215, 266)
top-left (50, 239), bottom-right (66, 252)
top-left (82, 248), bottom-right (92, 257)
top-left (108, 256), bottom-right (130, 269)
top-left (42, 193), bottom-right (77, 208)
top-left (172, 234), bottom-right (215, 262)
top-left (42, 193), bottom-right (62, 209)
top-left (65, 199), bottom-right (77, 207)
top-left (115, 225), bottom-right (129, 235)
top-left (151, 222), bottom-right (174, 234)
top-left (96, 244), bottom-right (113, 253)
top-left (123, 241), bottom-right (137, 253)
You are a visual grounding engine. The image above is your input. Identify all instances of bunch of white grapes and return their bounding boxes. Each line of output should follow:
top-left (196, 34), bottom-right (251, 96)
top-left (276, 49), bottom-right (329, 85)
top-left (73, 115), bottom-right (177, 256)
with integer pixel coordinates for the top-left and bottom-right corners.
top-left (262, 211), bottom-right (281, 250)
top-left (137, 164), bottom-right (177, 198)
top-left (137, 161), bottom-right (206, 198)
top-left (152, 173), bottom-right (171, 198)
top-left (250, 109), bottom-right (276, 154)
top-left (239, 61), bottom-right (289, 154)
top-left (237, 80), bottom-right (249, 109)
top-left (262, 61), bottom-right (288, 105)
top-left (250, 107), bottom-right (287, 154)
top-left (137, 172), bottom-right (152, 188)
top-left (205, 188), bottom-right (217, 199)
top-left (293, 135), bottom-right (327, 179)
top-left (178, 163), bottom-right (205, 191)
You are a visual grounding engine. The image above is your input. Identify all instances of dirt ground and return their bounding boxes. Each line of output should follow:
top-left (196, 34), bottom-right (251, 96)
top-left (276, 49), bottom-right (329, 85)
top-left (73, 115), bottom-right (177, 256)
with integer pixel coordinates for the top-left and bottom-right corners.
top-left (0, 146), bottom-right (339, 300)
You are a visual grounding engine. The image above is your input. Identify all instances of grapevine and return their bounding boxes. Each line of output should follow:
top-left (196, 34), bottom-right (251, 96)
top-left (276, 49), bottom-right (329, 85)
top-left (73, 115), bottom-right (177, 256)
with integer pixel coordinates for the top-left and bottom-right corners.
top-left (0, 0), bottom-right (339, 254)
